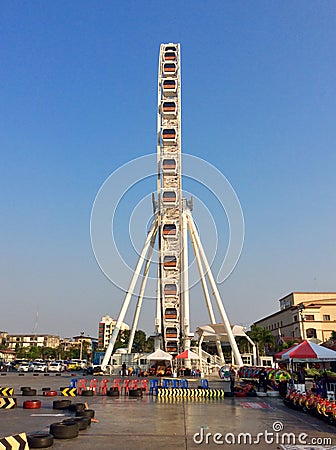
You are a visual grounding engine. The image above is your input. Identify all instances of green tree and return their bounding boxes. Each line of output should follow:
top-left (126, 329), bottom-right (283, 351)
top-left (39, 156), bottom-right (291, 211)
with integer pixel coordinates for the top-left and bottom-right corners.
top-left (132, 330), bottom-right (147, 352)
top-left (281, 338), bottom-right (300, 350)
top-left (114, 330), bottom-right (130, 350)
top-left (247, 325), bottom-right (274, 357)
top-left (42, 347), bottom-right (57, 360)
top-left (144, 336), bottom-right (154, 353)
top-left (27, 346), bottom-right (42, 360)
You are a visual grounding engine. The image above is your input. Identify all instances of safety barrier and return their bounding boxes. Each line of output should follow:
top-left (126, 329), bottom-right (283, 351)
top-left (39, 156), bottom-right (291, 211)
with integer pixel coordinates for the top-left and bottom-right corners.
top-left (0, 397), bottom-right (17, 409)
top-left (0, 387), bottom-right (14, 396)
top-left (0, 432), bottom-right (28, 450)
top-left (157, 388), bottom-right (225, 398)
top-left (61, 387), bottom-right (77, 396)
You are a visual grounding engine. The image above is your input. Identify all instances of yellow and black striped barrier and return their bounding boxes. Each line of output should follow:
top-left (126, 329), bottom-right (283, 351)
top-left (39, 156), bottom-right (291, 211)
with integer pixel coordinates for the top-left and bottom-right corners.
top-left (0, 432), bottom-right (28, 450)
top-left (0, 398), bottom-right (17, 409)
top-left (61, 387), bottom-right (77, 396)
top-left (157, 388), bottom-right (225, 398)
top-left (0, 387), bottom-right (14, 396)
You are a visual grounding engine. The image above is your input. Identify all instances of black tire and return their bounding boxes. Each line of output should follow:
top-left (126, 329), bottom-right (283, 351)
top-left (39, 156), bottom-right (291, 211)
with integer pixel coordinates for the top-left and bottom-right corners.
top-left (27, 433), bottom-right (54, 448)
top-left (22, 389), bottom-right (37, 396)
top-left (76, 408), bottom-right (95, 418)
top-left (246, 391), bottom-right (257, 397)
top-left (68, 402), bottom-right (86, 412)
top-left (79, 416), bottom-right (91, 427)
top-left (50, 421), bottom-right (79, 439)
top-left (53, 399), bottom-right (72, 410)
top-left (224, 392), bottom-right (234, 397)
top-left (129, 389), bottom-right (143, 397)
top-left (107, 389), bottom-right (119, 397)
top-left (81, 389), bottom-right (94, 397)
top-left (63, 417), bottom-right (89, 430)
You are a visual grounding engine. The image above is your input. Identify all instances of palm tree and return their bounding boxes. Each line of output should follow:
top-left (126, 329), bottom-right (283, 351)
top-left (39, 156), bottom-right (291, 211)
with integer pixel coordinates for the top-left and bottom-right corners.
top-left (247, 325), bottom-right (274, 358)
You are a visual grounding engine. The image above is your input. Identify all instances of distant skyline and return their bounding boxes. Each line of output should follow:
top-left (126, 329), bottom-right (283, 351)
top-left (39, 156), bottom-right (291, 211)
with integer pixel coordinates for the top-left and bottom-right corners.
top-left (1, 1), bottom-right (335, 338)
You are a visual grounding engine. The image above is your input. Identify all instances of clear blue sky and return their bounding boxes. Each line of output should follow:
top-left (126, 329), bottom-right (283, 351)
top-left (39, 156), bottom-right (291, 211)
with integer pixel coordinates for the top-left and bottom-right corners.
top-left (1, 1), bottom-right (335, 338)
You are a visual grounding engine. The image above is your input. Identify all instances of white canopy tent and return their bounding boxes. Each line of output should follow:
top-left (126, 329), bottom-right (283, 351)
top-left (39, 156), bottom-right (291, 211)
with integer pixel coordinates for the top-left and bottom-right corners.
top-left (196, 324), bottom-right (257, 366)
top-left (146, 349), bottom-right (173, 362)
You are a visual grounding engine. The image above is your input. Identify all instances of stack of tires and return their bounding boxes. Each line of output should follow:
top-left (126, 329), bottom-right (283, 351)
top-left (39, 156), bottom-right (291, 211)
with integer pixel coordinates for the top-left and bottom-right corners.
top-left (25, 400), bottom-right (96, 448)
top-left (21, 386), bottom-right (37, 396)
top-left (107, 387), bottom-right (119, 397)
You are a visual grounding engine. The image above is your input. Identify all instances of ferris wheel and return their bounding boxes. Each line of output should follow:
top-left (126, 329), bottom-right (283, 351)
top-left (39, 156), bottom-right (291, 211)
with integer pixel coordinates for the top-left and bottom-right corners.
top-left (101, 43), bottom-right (243, 369)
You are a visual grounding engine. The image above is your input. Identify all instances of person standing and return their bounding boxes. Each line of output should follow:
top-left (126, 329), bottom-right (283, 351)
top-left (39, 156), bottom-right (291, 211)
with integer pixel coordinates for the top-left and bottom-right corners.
top-left (296, 366), bottom-right (306, 393)
top-left (229, 366), bottom-right (236, 393)
top-left (278, 372), bottom-right (288, 398)
top-left (121, 362), bottom-right (127, 376)
top-left (258, 368), bottom-right (267, 393)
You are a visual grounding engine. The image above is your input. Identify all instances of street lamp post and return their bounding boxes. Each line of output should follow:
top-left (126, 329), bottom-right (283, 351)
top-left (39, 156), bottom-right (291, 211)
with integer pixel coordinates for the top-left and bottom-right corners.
top-left (79, 331), bottom-right (84, 360)
top-left (297, 303), bottom-right (305, 339)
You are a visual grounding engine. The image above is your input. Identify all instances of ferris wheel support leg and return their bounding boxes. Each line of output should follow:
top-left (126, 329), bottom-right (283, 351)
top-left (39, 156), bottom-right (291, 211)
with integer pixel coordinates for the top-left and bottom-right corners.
top-left (245, 335), bottom-right (257, 366)
top-left (127, 226), bottom-right (158, 353)
top-left (182, 209), bottom-right (191, 361)
top-left (186, 211), bottom-right (243, 367)
top-left (186, 212), bottom-right (225, 364)
top-left (101, 218), bottom-right (158, 370)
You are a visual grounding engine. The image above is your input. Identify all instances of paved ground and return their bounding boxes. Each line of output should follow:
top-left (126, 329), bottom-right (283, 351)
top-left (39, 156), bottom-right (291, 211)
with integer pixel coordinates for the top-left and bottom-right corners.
top-left (0, 373), bottom-right (336, 449)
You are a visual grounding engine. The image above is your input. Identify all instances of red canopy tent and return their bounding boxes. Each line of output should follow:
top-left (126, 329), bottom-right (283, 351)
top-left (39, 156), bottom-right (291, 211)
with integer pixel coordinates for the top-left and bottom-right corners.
top-left (281, 340), bottom-right (336, 362)
top-left (175, 349), bottom-right (200, 359)
top-left (274, 345), bottom-right (297, 360)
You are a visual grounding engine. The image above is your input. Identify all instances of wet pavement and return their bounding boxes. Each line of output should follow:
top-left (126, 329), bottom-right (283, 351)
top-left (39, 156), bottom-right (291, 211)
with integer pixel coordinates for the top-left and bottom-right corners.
top-left (0, 373), bottom-right (336, 449)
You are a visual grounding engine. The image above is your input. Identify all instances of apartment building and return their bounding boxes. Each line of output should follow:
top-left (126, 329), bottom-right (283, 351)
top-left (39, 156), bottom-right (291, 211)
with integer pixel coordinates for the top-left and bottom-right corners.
top-left (6, 334), bottom-right (60, 349)
top-left (254, 292), bottom-right (336, 344)
top-left (98, 315), bottom-right (129, 349)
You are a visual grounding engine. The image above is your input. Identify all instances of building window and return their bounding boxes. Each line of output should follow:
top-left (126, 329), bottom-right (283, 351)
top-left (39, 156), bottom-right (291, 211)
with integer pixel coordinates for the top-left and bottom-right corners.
top-left (323, 315), bottom-right (331, 321)
top-left (306, 328), bottom-right (317, 339)
top-left (293, 315), bottom-right (298, 322)
top-left (304, 315), bottom-right (315, 321)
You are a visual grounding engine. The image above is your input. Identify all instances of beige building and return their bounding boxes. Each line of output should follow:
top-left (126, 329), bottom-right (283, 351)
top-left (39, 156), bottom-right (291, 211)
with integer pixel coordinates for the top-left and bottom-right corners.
top-left (98, 315), bottom-right (129, 349)
top-left (6, 334), bottom-right (60, 349)
top-left (254, 292), bottom-right (336, 344)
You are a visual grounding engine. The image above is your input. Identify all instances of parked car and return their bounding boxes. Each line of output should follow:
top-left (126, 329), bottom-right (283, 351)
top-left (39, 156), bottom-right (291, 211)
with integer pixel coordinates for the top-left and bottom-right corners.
top-left (17, 362), bottom-right (33, 372)
top-left (48, 362), bottom-right (64, 373)
top-left (32, 362), bottom-right (48, 372)
top-left (67, 360), bottom-right (82, 371)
